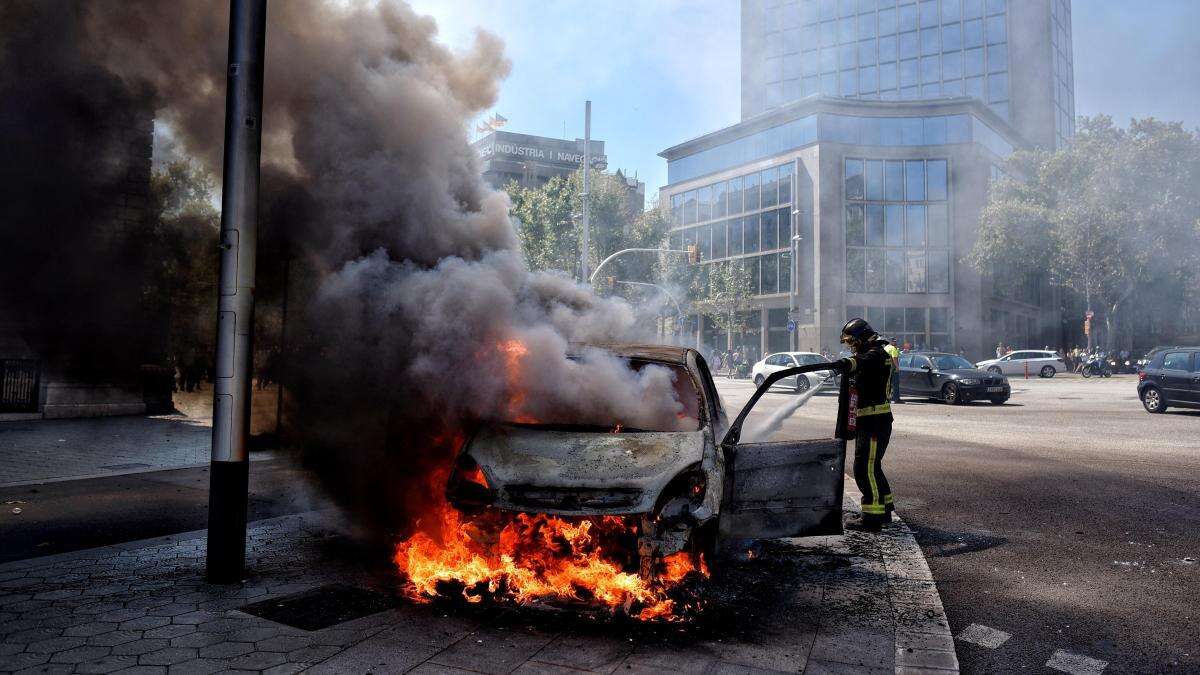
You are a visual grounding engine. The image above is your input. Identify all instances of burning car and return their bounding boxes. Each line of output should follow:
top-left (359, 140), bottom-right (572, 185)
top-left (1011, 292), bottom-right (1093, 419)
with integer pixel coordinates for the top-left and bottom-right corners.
top-left (442, 345), bottom-right (845, 582)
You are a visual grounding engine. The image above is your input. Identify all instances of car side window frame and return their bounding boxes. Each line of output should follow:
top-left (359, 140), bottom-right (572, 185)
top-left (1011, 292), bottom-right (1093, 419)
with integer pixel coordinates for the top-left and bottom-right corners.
top-left (912, 355), bottom-right (932, 369)
top-left (1162, 352), bottom-right (1190, 371)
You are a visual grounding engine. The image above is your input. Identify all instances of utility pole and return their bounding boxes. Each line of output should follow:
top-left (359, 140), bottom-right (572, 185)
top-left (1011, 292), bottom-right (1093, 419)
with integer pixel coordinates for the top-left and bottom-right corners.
top-left (580, 100), bottom-right (591, 283)
top-left (206, 0), bottom-right (267, 584)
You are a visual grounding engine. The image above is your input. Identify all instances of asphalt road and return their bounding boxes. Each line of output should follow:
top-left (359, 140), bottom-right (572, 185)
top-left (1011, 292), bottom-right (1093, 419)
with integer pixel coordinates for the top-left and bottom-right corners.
top-left (0, 456), bottom-right (331, 564)
top-left (718, 372), bottom-right (1200, 673)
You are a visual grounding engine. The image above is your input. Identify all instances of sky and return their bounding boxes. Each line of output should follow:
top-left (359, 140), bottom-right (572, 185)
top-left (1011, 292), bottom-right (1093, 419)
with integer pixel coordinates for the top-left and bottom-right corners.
top-left (409, 0), bottom-right (1200, 206)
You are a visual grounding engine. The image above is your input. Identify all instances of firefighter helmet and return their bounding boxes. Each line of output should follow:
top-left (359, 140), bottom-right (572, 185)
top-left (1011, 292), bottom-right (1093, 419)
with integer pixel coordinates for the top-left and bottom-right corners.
top-left (841, 317), bottom-right (877, 343)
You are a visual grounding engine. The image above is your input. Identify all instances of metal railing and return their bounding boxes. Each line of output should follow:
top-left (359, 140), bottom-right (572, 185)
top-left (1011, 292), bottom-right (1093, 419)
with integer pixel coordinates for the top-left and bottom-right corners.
top-left (1, 359), bottom-right (41, 413)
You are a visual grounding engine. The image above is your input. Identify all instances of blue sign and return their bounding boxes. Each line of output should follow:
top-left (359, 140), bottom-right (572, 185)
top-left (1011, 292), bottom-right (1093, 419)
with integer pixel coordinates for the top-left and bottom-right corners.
top-left (786, 320), bottom-right (797, 332)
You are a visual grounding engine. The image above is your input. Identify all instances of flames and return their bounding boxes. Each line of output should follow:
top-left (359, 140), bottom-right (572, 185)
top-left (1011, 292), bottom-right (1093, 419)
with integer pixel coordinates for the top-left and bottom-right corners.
top-left (393, 499), bottom-right (707, 621)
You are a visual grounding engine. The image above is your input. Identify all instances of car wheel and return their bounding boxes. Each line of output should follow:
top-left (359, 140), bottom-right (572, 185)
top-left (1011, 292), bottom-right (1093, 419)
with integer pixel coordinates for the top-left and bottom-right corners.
top-left (1040, 365), bottom-right (1056, 378)
top-left (1141, 387), bottom-right (1167, 413)
top-left (987, 366), bottom-right (1002, 375)
top-left (989, 396), bottom-right (1008, 405)
top-left (795, 376), bottom-right (810, 394)
top-left (942, 382), bottom-right (961, 405)
top-left (753, 374), bottom-right (764, 387)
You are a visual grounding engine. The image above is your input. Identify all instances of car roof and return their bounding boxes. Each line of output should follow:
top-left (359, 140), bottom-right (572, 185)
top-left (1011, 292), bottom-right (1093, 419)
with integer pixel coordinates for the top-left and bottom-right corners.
top-left (908, 351), bottom-right (959, 357)
top-left (573, 343), bottom-right (694, 366)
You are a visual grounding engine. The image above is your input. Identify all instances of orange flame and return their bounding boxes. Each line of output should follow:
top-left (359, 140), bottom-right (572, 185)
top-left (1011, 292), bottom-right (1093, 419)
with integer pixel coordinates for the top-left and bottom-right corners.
top-left (393, 499), bottom-right (708, 621)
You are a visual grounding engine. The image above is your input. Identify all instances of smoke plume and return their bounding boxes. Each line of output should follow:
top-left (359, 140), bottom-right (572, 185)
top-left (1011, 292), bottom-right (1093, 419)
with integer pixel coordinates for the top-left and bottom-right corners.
top-left (1, 1), bottom-right (687, 532)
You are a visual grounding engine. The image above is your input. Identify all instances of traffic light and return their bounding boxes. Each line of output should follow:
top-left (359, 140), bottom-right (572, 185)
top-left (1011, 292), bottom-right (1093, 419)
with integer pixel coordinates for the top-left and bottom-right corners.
top-left (687, 244), bottom-right (699, 264)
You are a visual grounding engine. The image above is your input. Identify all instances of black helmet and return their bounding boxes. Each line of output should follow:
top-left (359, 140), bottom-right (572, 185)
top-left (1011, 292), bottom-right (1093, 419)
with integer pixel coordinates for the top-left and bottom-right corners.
top-left (841, 317), bottom-right (877, 342)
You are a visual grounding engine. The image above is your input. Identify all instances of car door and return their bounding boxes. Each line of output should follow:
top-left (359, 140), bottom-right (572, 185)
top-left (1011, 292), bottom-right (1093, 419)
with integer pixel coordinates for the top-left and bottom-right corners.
top-left (897, 354), bottom-right (916, 395)
top-left (1003, 352), bottom-right (1026, 375)
top-left (1158, 351), bottom-right (1193, 402)
top-left (718, 365), bottom-right (846, 538)
top-left (909, 355), bottom-right (935, 394)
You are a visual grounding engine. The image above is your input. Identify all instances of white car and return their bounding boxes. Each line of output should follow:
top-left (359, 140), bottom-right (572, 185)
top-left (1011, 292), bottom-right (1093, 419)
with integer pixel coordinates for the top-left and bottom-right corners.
top-left (751, 352), bottom-right (837, 393)
top-left (975, 350), bottom-right (1067, 378)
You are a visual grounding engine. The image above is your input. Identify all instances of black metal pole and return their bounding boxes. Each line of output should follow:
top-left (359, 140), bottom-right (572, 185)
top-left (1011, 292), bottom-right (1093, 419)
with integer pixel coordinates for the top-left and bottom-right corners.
top-left (206, 0), bottom-right (267, 584)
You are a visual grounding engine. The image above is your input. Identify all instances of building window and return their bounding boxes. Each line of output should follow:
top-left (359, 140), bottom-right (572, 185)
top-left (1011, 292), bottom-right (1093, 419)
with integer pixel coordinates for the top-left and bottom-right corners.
top-left (845, 157), bottom-right (951, 296)
top-left (846, 305), bottom-right (951, 351)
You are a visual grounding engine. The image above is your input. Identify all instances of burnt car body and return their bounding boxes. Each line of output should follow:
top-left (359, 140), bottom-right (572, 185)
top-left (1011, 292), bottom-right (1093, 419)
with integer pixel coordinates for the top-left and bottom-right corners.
top-left (447, 345), bottom-right (845, 575)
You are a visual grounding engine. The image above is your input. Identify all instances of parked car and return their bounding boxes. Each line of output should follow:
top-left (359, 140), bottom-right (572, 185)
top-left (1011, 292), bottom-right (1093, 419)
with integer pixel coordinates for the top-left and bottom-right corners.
top-left (751, 351), bottom-right (837, 393)
top-left (901, 352), bottom-right (1011, 404)
top-left (975, 350), bottom-right (1067, 378)
top-left (1137, 347), bottom-right (1200, 413)
top-left (447, 345), bottom-right (846, 576)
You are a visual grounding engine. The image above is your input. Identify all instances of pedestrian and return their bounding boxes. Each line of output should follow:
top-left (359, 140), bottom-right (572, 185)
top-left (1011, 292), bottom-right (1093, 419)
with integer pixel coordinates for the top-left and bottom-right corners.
top-left (711, 350), bottom-right (723, 373)
top-left (996, 342), bottom-right (1003, 358)
top-left (831, 318), bottom-right (896, 533)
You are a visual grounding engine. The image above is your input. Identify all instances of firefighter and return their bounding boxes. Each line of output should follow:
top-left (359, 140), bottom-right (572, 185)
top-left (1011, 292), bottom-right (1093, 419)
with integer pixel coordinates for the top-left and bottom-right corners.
top-left (831, 318), bottom-right (895, 533)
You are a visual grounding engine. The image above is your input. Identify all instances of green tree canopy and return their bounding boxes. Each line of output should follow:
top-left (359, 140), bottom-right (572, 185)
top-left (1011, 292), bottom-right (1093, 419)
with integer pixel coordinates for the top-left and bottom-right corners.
top-left (505, 169), bottom-right (668, 283)
top-left (967, 115), bottom-right (1200, 349)
top-left (691, 260), bottom-right (754, 352)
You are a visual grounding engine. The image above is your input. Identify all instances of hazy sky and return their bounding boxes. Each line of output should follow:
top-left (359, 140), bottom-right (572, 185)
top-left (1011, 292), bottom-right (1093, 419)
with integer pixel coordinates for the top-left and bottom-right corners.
top-left (409, 0), bottom-right (1200, 204)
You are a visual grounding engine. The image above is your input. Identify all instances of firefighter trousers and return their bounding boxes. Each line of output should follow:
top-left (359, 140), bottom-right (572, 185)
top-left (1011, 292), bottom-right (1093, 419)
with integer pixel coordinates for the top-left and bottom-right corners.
top-left (853, 423), bottom-right (893, 520)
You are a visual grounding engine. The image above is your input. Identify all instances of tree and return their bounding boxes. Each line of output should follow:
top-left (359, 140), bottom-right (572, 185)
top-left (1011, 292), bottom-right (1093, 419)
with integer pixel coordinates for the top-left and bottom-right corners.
top-left (146, 160), bottom-right (220, 367)
top-left (692, 260), bottom-right (754, 351)
top-left (967, 115), bottom-right (1200, 351)
top-left (506, 169), bottom-right (669, 282)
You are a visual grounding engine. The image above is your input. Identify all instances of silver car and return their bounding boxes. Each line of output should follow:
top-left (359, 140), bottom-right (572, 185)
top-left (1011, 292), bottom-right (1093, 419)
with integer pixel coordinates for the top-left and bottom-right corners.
top-left (446, 345), bottom-right (845, 576)
top-left (976, 350), bottom-right (1067, 378)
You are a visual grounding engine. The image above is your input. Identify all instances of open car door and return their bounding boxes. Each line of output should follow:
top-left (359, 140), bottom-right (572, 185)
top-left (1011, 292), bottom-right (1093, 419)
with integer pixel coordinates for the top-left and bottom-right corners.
top-left (718, 365), bottom-right (846, 539)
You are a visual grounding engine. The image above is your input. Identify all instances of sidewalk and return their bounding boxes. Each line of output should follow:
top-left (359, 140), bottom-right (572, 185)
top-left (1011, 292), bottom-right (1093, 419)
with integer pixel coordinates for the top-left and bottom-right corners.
top-left (0, 389), bottom-right (277, 488)
top-left (0, 493), bottom-right (957, 674)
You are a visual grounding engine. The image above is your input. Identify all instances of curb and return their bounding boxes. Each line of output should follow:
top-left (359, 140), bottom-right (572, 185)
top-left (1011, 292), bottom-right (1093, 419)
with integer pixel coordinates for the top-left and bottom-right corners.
top-left (842, 482), bottom-right (960, 674)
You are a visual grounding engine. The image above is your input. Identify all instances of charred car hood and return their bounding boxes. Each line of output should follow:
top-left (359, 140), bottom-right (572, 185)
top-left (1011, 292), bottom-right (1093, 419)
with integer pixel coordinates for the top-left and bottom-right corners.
top-left (464, 424), bottom-right (708, 515)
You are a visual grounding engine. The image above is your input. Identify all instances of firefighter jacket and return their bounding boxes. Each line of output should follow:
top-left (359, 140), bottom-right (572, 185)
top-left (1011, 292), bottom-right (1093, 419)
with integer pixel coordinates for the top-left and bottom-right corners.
top-left (834, 339), bottom-right (895, 439)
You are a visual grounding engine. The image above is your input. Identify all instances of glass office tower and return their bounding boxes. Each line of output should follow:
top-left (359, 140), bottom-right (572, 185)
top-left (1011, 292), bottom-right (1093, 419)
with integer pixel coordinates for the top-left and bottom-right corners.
top-left (741, 0), bottom-right (1073, 148)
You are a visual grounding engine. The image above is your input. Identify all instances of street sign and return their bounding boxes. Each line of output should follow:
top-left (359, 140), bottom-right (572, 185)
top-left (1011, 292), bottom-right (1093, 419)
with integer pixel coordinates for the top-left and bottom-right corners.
top-left (786, 320), bottom-right (797, 332)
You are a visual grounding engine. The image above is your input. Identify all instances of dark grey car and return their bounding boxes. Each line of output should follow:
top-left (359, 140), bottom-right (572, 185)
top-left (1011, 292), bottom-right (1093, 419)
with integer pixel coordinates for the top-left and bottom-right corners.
top-left (899, 352), bottom-right (1011, 405)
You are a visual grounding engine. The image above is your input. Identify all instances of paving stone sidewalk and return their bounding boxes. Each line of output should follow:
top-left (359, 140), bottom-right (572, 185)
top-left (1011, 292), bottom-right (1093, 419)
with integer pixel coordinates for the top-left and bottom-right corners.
top-left (0, 492), bottom-right (956, 675)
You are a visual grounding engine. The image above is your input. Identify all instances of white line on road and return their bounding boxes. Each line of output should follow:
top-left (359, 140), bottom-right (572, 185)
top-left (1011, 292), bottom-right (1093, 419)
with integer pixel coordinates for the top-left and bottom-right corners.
top-left (1046, 649), bottom-right (1108, 675)
top-left (955, 623), bottom-right (1011, 649)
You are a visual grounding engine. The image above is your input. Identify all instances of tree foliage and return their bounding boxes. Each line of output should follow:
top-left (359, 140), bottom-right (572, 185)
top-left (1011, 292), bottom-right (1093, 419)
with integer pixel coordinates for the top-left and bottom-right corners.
top-left (691, 260), bottom-right (754, 351)
top-left (505, 169), bottom-right (667, 282)
top-left (968, 115), bottom-right (1200, 349)
top-left (147, 160), bottom-right (220, 365)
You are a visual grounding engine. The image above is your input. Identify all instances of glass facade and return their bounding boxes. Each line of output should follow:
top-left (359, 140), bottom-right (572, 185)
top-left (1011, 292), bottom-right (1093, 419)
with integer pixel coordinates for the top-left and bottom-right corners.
top-left (667, 110), bottom-right (1010, 183)
top-left (846, 305), bottom-right (951, 351)
top-left (749, 0), bottom-right (1011, 120)
top-left (669, 163), bottom-right (795, 299)
top-left (1050, 0), bottom-right (1075, 147)
top-left (844, 157), bottom-right (951, 296)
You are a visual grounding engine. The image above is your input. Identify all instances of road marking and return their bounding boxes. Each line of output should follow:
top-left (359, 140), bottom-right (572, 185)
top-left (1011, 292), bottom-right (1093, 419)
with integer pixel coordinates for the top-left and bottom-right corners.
top-left (955, 623), bottom-right (1011, 649)
top-left (1046, 649), bottom-right (1108, 675)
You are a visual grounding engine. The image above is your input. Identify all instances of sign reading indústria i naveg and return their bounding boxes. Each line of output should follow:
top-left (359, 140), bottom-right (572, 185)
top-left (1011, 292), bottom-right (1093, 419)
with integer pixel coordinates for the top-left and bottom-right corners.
top-left (476, 134), bottom-right (606, 168)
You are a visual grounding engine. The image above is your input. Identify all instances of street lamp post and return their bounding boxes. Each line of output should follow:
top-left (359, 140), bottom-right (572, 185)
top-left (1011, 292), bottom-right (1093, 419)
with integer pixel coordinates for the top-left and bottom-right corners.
top-left (206, 0), bottom-right (267, 583)
top-left (589, 247), bottom-right (694, 286)
top-left (580, 101), bottom-right (591, 282)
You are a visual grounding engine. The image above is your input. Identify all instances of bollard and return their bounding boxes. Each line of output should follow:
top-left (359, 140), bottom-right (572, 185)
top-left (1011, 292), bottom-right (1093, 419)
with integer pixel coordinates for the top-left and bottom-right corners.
top-left (1024, 361), bottom-right (1029, 379)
